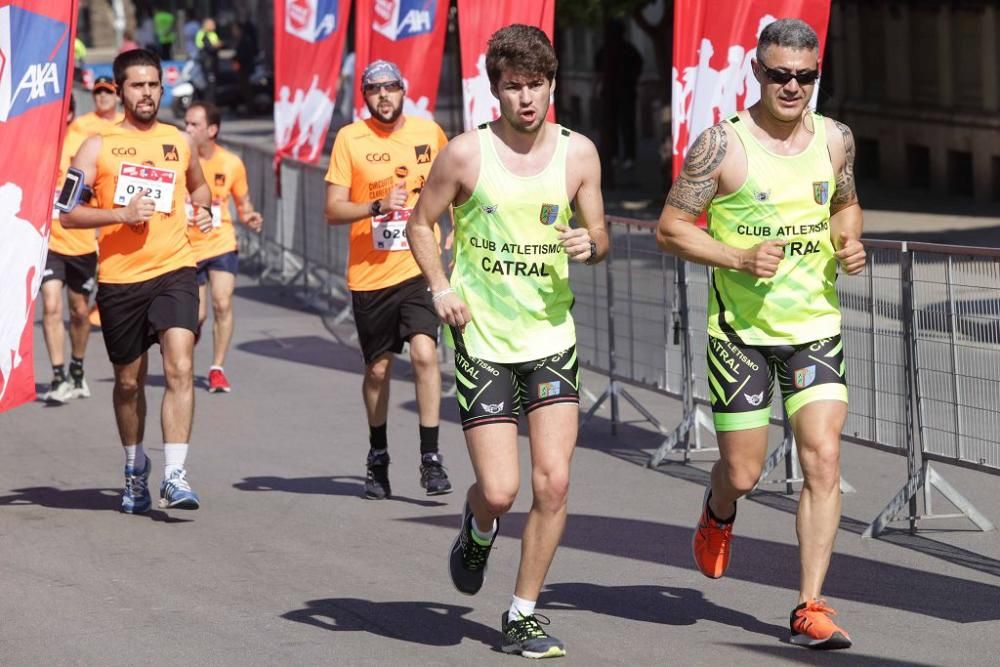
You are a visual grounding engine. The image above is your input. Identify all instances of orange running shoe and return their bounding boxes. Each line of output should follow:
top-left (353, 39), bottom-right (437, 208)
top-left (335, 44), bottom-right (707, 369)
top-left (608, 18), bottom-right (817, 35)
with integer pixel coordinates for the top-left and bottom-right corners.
top-left (790, 599), bottom-right (852, 650)
top-left (692, 487), bottom-right (735, 579)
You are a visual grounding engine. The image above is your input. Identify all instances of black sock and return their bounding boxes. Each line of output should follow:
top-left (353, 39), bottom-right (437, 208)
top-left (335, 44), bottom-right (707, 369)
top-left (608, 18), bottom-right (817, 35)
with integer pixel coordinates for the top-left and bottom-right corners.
top-left (369, 423), bottom-right (388, 451)
top-left (69, 357), bottom-right (84, 379)
top-left (52, 365), bottom-right (65, 381)
top-left (419, 425), bottom-right (439, 455)
top-left (706, 491), bottom-right (736, 524)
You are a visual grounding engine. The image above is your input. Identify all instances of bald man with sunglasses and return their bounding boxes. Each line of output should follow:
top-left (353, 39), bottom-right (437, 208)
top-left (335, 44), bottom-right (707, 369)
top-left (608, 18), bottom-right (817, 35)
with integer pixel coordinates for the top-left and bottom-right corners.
top-left (657, 18), bottom-right (865, 650)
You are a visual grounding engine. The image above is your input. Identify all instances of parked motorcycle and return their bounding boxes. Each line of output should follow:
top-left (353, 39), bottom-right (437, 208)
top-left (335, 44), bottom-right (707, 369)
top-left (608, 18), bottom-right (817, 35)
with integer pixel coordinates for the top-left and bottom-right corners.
top-left (171, 55), bottom-right (273, 118)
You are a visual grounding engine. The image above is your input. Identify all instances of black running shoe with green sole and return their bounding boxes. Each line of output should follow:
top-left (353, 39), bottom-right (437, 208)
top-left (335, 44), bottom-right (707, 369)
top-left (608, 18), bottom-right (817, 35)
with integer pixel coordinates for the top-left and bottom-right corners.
top-left (448, 502), bottom-right (497, 595)
top-left (501, 611), bottom-right (566, 659)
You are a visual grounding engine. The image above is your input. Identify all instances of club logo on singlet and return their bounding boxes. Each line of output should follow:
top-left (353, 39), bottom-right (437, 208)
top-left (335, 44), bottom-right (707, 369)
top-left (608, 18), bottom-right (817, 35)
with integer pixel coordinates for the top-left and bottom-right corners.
top-left (812, 181), bottom-right (829, 205)
top-left (794, 365), bottom-right (816, 389)
top-left (539, 203), bottom-right (559, 225)
top-left (481, 203), bottom-right (497, 214)
top-left (744, 390), bottom-right (764, 406)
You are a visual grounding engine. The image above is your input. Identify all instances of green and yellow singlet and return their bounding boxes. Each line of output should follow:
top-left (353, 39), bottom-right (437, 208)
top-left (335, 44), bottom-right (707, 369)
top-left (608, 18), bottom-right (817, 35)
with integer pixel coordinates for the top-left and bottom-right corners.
top-left (707, 112), bottom-right (840, 346)
top-left (448, 124), bottom-right (575, 363)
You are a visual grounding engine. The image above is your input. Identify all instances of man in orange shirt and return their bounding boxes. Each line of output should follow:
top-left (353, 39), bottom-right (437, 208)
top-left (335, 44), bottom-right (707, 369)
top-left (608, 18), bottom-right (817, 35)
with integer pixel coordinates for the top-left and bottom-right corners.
top-left (184, 101), bottom-right (262, 393)
top-left (324, 60), bottom-right (451, 499)
top-left (63, 49), bottom-right (214, 514)
top-left (40, 96), bottom-right (99, 404)
top-left (71, 76), bottom-right (123, 135)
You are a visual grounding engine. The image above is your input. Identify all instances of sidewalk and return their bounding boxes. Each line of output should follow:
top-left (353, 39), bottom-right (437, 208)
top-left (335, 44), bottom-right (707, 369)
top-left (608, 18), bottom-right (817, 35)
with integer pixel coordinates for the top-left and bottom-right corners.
top-left (2, 275), bottom-right (999, 664)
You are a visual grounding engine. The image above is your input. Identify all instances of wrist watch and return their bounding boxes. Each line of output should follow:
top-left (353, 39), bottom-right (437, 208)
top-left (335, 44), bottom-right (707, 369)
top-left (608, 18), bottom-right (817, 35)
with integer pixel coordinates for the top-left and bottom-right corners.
top-left (369, 199), bottom-right (382, 216)
top-left (584, 240), bottom-right (598, 265)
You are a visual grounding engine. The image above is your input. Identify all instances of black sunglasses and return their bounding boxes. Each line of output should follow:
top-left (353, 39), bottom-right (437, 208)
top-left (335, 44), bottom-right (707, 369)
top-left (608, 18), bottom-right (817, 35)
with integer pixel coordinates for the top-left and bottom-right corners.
top-left (363, 80), bottom-right (403, 95)
top-left (759, 63), bottom-right (819, 86)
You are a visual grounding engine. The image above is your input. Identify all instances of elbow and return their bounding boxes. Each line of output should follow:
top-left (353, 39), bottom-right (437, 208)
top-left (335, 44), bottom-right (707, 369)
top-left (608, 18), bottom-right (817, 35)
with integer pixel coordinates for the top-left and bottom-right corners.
top-left (60, 213), bottom-right (77, 229)
top-left (655, 225), bottom-right (677, 255)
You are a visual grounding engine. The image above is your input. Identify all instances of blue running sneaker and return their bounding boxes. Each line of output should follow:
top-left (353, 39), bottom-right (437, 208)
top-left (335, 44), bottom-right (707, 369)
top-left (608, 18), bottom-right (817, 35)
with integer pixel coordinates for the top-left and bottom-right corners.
top-left (159, 469), bottom-right (201, 509)
top-left (122, 456), bottom-right (152, 514)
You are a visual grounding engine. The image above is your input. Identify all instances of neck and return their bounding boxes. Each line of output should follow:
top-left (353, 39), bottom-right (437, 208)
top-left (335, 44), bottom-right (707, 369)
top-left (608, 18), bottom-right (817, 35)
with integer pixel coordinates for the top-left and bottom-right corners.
top-left (491, 118), bottom-right (549, 155)
top-left (96, 108), bottom-right (117, 121)
top-left (198, 141), bottom-right (217, 159)
top-left (370, 114), bottom-right (405, 134)
top-left (121, 113), bottom-right (157, 132)
top-left (746, 103), bottom-right (805, 141)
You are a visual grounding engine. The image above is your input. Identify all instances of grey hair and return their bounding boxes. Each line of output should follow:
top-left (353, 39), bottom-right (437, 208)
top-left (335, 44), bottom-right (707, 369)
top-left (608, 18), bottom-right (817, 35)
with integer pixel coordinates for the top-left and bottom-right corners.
top-left (756, 19), bottom-right (819, 61)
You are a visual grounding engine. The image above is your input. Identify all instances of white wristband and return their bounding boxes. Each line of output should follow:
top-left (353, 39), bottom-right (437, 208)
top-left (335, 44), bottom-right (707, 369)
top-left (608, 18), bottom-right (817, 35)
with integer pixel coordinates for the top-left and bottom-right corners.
top-left (431, 287), bottom-right (455, 303)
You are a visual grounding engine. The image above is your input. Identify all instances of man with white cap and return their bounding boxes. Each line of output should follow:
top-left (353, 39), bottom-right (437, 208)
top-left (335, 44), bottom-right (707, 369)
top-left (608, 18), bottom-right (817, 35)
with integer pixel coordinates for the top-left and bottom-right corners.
top-left (324, 60), bottom-right (452, 500)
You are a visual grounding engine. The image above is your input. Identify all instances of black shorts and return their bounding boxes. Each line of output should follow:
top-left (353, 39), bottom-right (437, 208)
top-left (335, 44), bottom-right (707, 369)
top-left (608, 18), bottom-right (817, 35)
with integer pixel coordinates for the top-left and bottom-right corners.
top-left (707, 334), bottom-right (848, 432)
top-left (42, 251), bottom-right (97, 295)
top-left (97, 267), bottom-right (199, 366)
top-left (351, 274), bottom-right (439, 365)
top-left (452, 327), bottom-right (580, 431)
top-left (196, 250), bottom-right (239, 285)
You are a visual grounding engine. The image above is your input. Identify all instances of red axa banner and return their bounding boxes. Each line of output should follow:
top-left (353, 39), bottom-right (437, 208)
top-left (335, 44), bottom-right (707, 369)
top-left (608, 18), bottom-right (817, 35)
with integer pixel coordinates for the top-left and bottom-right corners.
top-left (274, 0), bottom-right (350, 163)
top-left (353, 0), bottom-right (449, 121)
top-left (671, 0), bottom-right (830, 177)
top-left (456, 0), bottom-right (556, 131)
top-left (0, 0), bottom-right (76, 413)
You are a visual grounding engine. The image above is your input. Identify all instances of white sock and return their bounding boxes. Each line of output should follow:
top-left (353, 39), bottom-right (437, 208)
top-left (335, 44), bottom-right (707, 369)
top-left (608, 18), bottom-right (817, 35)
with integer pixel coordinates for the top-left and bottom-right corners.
top-left (509, 595), bottom-right (536, 620)
top-left (210, 365), bottom-right (224, 372)
top-left (472, 516), bottom-right (497, 542)
top-left (164, 443), bottom-right (189, 477)
top-left (124, 444), bottom-right (146, 472)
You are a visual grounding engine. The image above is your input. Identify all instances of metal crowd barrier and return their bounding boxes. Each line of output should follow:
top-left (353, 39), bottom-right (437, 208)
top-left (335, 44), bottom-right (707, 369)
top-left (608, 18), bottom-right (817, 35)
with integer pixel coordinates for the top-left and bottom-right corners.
top-left (224, 136), bottom-right (997, 540)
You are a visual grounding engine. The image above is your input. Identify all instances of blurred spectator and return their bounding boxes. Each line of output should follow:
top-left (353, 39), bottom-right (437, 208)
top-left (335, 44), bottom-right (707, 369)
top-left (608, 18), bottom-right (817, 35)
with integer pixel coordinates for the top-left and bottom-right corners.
top-left (196, 18), bottom-right (222, 103)
top-left (136, 13), bottom-right (156, 51)
top-left (232, 21), bottom-right (258, 114)
top-left (595, 19), bottom-right (643, 178)
top-left (119, 29), bottom-right (140, 54)
top-left (154, 6), bottom-right (177, 60)
top-left (183, 12), bottom-right (200, 58)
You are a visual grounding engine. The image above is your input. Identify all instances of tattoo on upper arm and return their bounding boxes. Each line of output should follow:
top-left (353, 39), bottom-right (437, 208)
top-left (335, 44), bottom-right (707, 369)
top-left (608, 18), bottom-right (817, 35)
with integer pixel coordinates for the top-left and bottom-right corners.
top-left (831, 120), bottom-right (857, 209)
top-left (665, 125), bottom-right (726, 216)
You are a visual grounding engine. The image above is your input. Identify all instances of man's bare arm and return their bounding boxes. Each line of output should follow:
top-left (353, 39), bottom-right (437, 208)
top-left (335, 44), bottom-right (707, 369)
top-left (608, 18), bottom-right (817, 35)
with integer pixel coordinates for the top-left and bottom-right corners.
top-left (828, 119), bottom-right (865, 274)
top-left (406, 142), bottom-right (464, 294)
top-left (61, 135), bottom-right (143, 229)
top-left (562, 134), bottom-right (608, 263)
top-left (657, 124), bottom-right (785, 277)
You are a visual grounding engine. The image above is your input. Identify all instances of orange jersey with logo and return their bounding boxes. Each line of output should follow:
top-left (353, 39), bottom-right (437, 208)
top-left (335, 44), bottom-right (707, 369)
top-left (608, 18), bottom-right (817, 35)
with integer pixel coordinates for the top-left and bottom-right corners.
top-left (325, 117), bottom-right (447, 291)
top-left (70, 110), bottom-right (125, 136)
top-left (187, 145), bottom-right (249, 261)
top-left (50, 124), bottom-right (98, 256)
top-left (92, 122), bottom-right (196, 283)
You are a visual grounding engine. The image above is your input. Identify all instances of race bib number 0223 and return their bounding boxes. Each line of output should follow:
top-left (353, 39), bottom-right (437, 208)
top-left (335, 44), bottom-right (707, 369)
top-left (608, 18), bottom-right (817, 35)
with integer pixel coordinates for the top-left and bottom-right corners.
top-left (372, 208), bottom-right (412, 251)
top-left (113, 162), bottom-right (177, 214)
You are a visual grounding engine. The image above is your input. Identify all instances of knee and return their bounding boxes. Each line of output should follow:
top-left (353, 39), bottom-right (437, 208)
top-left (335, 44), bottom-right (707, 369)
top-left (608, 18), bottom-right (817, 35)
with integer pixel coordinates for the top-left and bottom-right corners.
top-left (69, 304), bottom-right (89, 325)
top-left (365, 359), bottom-right (391, 386)
top-left (480, 485), bottom-right (517, 517)
top-left (721, 460), bottom-right (763, 496)
top-left (164, 355), bottom-right (194, 385)
top-left (114, 377), bottom-right (142, 399)
top-left (801, 443), bottom-right (841, 490)
top-left (212, 297), bottom-right (231, 319)
top-left (532, 468), bottom-right (571, 511)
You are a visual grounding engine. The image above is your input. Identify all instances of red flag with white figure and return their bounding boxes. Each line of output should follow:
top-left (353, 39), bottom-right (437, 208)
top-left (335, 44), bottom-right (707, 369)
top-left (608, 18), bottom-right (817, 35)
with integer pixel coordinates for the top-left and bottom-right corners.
top-left (456, 0), bottom-right (556, 132)
top-left (671, 0), bottom-right (831, 178)
top-left (0, 0), bottom-right (77, 413)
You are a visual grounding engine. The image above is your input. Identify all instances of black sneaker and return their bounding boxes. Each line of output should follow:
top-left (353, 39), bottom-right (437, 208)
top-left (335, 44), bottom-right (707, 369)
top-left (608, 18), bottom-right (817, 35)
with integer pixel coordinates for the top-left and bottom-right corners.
top-left (364, 449), bottom-right (391, 499)
top-left (419, 452), bottom-right (453, 495)
top-left (448, 502), bottom-right (497, 595)
top-left (501, 611), bottom-right (566, 659)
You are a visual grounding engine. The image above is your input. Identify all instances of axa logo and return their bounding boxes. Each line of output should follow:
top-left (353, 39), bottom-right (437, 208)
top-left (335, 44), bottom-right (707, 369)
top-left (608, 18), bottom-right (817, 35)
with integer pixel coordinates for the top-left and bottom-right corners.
top-left (373, 0), bottom-right (436, 42)
top-left (0, 6), bottom-right (70, 123)
top-left (285, 0), bottom-right (339, 44)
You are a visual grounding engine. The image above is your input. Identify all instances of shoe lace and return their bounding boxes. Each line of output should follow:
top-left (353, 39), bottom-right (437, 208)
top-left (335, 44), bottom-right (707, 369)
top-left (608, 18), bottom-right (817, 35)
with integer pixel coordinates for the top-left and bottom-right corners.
top-left (166, 470), bottom-right (192, 493)
top-left (421, 459), bottom-right (448, 481)
top-left (803, 599), bottom-right (837, 617)
top-left (507, 613), bottom-right (552, 641)
top-left (125, 469), bottom-right (149, 496)
top-left (461, 530), bottom-right (492, 570)
top-left (702, 517), bottom-right (732, 554)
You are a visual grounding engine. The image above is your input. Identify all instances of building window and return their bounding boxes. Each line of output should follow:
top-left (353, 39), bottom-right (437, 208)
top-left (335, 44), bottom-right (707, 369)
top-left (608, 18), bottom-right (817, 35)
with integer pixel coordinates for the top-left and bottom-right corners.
top-left (952, 7), bottom-right (983, 110)
top-left (906, 144), bottom-right (931, 190)
top-left (856, 137), bottom-right (880, 183)
top-left (910, 6), bottom-right (941, 105)
top-left (946, 150), bottom-right (974, 197)
top-left (859, 4), bottom-right (885, 101)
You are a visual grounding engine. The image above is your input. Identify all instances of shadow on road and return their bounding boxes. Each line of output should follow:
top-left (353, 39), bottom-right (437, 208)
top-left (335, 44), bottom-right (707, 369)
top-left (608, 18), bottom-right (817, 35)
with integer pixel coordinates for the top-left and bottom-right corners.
top-left (282, 598), bottom-right (497, 650)
top-left (233, 475), bottom-right (447, 508)
top-left (402, 511), bottom-right (1000, 624)
top-left (0, 486), bottom-right (191, 523)
top-left (540, 582), bottom-right (786, 640)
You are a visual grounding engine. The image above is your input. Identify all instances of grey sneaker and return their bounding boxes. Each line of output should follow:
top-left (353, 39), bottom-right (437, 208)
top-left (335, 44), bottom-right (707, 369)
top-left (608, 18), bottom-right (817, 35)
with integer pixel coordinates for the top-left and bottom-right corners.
top-left (501, 611), bottom-right (566, 659)
top-left (364, 449), bottom-right (391, 499)
top-left (419, 452), bottom-right (453, 495)
top-left (43, 378), bottom-right (74, 404)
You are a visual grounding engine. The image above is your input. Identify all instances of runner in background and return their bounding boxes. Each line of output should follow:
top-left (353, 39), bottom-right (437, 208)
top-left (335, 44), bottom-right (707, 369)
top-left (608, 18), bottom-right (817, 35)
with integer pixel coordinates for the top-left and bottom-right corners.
top-left (184, 101), bottom-right (263, 393)
top-left (324, 60), bottom-right (452, 500)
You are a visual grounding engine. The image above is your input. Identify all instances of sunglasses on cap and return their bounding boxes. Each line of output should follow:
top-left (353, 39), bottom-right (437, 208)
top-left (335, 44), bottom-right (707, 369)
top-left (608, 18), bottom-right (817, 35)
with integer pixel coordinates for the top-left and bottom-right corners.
top-left (363, 80), bottom-right (403, 95)
top-left (759, 62), bottom-right (819, 86)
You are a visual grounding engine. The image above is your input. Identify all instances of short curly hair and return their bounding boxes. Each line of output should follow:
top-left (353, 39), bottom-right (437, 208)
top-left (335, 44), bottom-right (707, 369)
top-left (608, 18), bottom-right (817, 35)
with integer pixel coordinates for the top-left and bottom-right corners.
top-left (485, 24), bottom-right (558, 88)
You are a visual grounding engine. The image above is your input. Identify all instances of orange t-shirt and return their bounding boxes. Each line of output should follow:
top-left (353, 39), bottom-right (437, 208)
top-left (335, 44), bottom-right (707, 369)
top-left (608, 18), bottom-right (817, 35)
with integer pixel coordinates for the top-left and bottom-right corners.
top-left (69, 110), bottom-right (125, 137)
top-left (324, 117), bottom-right (447, 291)
top-left (186, 145), bottom-right (249, 262)
top-left (49, 124), bottom-right (98, 256)
top-left (92, 122), bottom-right (196, 283)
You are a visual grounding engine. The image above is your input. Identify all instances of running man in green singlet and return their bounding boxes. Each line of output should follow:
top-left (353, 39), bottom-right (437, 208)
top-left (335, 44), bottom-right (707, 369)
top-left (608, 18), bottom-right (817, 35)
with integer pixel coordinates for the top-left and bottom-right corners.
top-left (407, 25), bottom-right (608, 659)
top-left (657, 19), bottom-right (866, 650)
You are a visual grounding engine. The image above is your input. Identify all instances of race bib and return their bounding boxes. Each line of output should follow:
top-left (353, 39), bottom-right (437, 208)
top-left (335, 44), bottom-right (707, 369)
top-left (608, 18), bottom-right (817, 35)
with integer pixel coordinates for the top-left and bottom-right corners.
top-left (113, 162), bottom-right (176, 214)
top-left (371, 208), bottom-right (412, 251)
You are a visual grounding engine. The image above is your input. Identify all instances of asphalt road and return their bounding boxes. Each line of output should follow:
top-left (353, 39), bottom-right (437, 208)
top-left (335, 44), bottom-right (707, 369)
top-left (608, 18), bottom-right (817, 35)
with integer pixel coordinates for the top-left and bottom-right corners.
top-left (3, 274), bottom-right (1000, 665)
